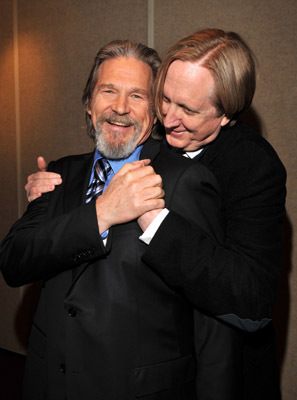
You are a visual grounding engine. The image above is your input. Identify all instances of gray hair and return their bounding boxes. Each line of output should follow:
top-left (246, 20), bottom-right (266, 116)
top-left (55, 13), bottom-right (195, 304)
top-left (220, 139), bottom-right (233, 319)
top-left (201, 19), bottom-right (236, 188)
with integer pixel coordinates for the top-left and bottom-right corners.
top-left (82, 40), bottom-right (162, 140)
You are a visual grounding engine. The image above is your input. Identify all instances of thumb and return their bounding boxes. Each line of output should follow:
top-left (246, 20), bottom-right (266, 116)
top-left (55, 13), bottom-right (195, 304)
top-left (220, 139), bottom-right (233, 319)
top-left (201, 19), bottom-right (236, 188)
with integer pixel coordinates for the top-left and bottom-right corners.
top-left (129, 158), bottom-right (151, 169)
top-left (37, 156), bottom-right (48, 172)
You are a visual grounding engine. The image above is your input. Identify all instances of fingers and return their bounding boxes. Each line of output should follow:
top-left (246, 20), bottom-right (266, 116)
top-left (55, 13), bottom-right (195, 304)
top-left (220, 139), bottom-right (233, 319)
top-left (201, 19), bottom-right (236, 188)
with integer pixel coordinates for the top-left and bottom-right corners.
top-left (130, 158), bottom-right (151, 168)
top-left (95, 161), bottom-right (165, 233)
top-left (27, 171), bottom-right (62, 183)
top-left (25, 171), bottom-right (62, 202)
top-left (37, 156), bottom-right (48, 172)
top-left (116, 164), bottom-right (161, 189)
top-left (27, 185), bottom-right (56, 202)
top-left (122, 170), bottom-right (162, 191)
top-left (140, 185), bottom-right (165, 201)
top-left (130, 186), bottom-right (165, 214)
top-left (119, 161), bottom-right (163, 195)
top-left (116, 159), bottom-right (151, 176)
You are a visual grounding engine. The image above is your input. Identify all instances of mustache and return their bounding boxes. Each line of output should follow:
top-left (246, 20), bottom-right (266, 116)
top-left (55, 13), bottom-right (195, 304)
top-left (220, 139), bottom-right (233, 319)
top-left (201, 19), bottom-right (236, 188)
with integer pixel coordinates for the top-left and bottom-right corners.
top-left (96, 113), bottom-right (136, 127)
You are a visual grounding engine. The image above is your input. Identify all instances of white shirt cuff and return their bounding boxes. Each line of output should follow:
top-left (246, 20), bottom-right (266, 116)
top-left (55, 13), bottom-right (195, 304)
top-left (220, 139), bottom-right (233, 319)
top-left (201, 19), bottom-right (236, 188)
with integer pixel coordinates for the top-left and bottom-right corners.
top-left (139, 208), bottom-right (169, 245)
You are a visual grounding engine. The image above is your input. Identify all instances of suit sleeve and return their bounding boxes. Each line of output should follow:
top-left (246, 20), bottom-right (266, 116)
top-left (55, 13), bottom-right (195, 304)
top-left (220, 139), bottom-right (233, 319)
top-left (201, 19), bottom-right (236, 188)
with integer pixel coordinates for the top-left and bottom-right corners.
top-left (0, 161), bottom-right (107, 287)
top-left (142, 142), bottom-right (286, 332)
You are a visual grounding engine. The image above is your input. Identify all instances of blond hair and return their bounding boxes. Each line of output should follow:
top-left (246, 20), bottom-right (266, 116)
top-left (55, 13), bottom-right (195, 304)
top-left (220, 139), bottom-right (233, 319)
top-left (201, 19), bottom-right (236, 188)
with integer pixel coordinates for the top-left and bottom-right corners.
top-left (155, 29), bottom-right (256, 122)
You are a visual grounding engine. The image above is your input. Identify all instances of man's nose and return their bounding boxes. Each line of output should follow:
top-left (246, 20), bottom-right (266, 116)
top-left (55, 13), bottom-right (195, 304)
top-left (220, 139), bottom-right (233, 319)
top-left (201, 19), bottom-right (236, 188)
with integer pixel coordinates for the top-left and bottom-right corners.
top-left (163, 104), bottom-right (181, 128)
top-left (111, 94), bottom-right (130, 115)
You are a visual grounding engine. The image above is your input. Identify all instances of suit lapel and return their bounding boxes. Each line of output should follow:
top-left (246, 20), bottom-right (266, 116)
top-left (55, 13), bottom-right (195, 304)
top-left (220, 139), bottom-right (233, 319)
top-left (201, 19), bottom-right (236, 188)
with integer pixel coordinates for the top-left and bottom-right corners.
top-left (63, 152), bottom-right (95, 213)
top-left (198, 126), bottom-right (231, 166)
top-left (60, 151), bottom-right (95, 283)
top-left (151, 140), bottom-right (193, 206)
top-left (140, 137), bottom-right (162, 162)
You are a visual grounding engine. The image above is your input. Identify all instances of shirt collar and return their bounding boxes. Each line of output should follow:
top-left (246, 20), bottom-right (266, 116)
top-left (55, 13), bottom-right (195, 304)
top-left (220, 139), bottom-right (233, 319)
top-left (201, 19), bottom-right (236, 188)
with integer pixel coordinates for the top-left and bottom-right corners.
top-left (184, 148), bottom-right (204, 159)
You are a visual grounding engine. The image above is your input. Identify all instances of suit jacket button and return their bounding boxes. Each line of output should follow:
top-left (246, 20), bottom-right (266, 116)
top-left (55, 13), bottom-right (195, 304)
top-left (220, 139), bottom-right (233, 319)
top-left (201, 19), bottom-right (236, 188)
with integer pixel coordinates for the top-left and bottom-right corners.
top-left (60, 363), bottom-right (66, 373)
top-left (68, 308), bottom-right (77, 317)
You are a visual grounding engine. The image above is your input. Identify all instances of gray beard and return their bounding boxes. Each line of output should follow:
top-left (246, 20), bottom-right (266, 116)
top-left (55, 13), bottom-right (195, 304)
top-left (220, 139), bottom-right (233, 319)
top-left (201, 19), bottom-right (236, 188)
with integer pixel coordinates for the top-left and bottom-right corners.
top-left (94, 114), bottom-right (142, 160)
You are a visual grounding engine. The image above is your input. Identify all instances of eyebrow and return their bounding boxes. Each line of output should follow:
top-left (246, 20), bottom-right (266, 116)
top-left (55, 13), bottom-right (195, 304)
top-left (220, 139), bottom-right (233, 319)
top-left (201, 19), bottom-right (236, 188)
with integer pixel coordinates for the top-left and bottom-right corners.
top-left (97, 83), bottom-right (149, 96)
top-left (164, 94), bottom-right (200, 113)
top-left (180, 103), bottom-right (199, 113)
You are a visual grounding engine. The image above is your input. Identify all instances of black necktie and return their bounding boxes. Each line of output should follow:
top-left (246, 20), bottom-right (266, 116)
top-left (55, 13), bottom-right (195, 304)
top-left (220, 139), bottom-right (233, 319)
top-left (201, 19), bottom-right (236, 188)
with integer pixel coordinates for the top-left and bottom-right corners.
top-left (85, 158), bottom-right (112, 203)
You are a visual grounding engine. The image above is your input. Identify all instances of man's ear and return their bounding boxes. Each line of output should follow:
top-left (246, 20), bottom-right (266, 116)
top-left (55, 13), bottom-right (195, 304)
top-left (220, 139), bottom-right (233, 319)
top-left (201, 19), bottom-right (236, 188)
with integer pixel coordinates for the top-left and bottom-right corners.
top-left (86, 98), bottom-right (92, 115)
top-left (221, 115), bottom-right (230, 127)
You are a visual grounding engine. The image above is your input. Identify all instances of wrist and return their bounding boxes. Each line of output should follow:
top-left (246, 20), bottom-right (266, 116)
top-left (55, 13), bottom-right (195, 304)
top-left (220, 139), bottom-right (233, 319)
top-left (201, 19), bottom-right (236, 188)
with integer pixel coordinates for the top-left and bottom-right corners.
top-left (95, 196), bottom-right (111, 234)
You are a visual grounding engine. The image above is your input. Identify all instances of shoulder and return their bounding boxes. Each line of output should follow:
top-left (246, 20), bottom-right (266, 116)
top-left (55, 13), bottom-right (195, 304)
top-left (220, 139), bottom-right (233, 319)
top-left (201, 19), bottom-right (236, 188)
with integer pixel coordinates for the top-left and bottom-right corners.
top-left (207, 122), bottom-right (284, 164)
top-left (201, 121), bottom-right (286, 183)
top-left (47, 151), bottom-right (94, 174)
top-left (199, 122), bottom-right (286, 207)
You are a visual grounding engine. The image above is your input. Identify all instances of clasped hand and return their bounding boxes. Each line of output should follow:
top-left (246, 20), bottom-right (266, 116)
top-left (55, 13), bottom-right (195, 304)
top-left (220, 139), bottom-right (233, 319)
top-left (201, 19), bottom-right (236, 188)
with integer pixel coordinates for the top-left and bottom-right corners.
top-left (96, 159), bottom-right (165, 233)
top-left (25, 157), bottom-right (165, 233)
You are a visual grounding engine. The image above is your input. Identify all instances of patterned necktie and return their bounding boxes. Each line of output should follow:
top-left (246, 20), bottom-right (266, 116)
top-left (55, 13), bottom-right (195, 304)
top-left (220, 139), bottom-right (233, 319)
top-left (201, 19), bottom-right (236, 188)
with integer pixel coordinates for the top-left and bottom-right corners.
top-left (85, 158), bottom-right (112, 203)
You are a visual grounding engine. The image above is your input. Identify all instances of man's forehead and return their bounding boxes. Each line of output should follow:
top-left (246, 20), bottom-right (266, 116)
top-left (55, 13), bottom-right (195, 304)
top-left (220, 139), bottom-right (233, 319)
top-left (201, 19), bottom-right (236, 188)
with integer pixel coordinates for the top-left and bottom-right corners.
top-left (163, 60), bottom-right (215, 103)
top-left (96, 56), bottom-right (153, 91)
top-left (165, 60), bottom-right (212, 83)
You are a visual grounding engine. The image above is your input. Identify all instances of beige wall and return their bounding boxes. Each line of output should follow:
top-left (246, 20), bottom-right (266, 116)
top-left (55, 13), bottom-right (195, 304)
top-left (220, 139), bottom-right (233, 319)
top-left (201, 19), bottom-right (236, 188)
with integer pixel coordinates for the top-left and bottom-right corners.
top-left (0, 0), bottom-right (296, 398)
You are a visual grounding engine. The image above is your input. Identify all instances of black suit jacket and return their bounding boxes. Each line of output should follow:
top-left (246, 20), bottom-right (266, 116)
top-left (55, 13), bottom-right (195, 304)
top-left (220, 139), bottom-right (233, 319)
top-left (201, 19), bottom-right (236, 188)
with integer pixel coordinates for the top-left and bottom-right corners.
top-left (143, 122), bottom-right (287, 399)
top-left (0, 137), bottom-right (237, 400)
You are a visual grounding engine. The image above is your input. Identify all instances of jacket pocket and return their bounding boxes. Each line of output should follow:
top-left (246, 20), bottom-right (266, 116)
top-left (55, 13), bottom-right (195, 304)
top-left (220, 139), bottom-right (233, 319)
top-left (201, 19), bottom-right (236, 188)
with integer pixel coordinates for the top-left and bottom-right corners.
top-left (132, 354), bottom-right (195, 397)
top-left (28, 323), bottom-right (47, 358)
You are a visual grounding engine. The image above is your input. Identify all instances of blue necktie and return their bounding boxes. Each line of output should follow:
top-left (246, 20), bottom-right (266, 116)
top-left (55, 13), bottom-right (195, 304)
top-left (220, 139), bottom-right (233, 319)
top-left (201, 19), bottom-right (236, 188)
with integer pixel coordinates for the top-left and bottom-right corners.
top-left (85, 158), bottom-right (111, 203)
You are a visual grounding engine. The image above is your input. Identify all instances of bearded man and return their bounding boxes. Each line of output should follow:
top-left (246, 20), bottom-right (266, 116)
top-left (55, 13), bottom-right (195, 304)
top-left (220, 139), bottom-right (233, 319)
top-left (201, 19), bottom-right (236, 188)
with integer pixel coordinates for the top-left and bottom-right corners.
top-left (0, 39), bottom-right (229, 400)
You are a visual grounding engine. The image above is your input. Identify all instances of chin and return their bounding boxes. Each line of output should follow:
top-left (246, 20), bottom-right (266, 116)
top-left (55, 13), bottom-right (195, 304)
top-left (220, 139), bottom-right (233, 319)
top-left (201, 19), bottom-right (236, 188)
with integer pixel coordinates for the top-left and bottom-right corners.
top-left (166, 136), bottom-right (186, 149)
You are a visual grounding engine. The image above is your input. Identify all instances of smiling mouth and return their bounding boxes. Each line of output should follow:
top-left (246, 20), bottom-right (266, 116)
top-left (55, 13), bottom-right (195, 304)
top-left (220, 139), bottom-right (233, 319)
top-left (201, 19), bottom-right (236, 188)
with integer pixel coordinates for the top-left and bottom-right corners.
top-left (107, 120), bottom-right (133, 128)
top-left (111, 121), bottom-right (130, 127)
top-left (167, 129), bottom-right (186, 135)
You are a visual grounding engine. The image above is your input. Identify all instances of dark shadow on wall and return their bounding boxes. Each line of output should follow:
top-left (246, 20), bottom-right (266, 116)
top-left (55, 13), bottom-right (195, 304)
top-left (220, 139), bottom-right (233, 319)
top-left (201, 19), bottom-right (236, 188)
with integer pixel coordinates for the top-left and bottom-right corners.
top-left (273, 216), bottom-right (292, 376)
top-left (14, 282), bottom-right (43, 349)
top-left (0, 347), bottom-right (26, 400)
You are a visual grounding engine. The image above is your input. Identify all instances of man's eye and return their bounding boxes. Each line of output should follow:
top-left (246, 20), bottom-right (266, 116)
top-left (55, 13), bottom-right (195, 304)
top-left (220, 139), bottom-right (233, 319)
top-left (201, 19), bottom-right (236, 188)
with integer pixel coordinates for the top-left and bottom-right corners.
top-left (163, 96), bottom-right (170, 103)
top-left (184, 108), bottom-right (195, 116)
top-left (132, 94), bottom-right (142, 99)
